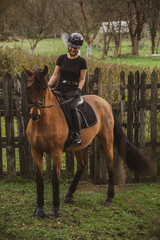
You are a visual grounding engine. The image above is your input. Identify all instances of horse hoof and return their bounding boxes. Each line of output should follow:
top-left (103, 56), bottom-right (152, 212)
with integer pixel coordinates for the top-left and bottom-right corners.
top-left (64, 192), bottom-right (73, 204)
top-left (49, 207), bottom-right (60, 220)
top-left (34, 207), bottom-right (46, 218)
top-left (104, 197), bottom-right (113, 207)
top-left (64, 196), bottom-right (73, 204)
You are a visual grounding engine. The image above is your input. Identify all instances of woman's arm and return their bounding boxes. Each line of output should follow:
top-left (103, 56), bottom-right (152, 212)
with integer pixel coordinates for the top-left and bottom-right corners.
top-left (48, 65), bottom-right (60, 87)
top-left (78, 69), bottom-right (87, 90)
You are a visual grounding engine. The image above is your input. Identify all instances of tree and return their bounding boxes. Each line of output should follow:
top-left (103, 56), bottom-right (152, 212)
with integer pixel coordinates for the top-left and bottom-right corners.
top-left (148, 0), bottom-right (160, 54)
top-left (0, 0), bottom-right (24, 40)
top-left (124, 0), bottom-right (151, 55)
top-left (100, 22), bottom-right (113, 57)
top-left (57, 0), bottom-right (108, 58)
top-left (18, 0), bottom-right (57, 53)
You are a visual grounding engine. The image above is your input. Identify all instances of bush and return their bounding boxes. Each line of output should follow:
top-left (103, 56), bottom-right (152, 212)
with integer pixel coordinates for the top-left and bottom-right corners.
top-left (0, 47), bottom-right (57, 77)
top-left (0, 47), bottom-right (157, 84)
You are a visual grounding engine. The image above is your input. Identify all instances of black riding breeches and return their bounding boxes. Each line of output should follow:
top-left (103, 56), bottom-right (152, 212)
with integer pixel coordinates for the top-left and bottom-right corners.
top-left (68, 95), bottom-right (80, 114)
top-left (67, 96), bottom-right (81, 133)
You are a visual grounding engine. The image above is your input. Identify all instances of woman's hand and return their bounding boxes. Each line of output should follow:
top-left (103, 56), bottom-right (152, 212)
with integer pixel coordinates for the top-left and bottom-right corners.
top-left (73, 88), bottom-right (82, 97)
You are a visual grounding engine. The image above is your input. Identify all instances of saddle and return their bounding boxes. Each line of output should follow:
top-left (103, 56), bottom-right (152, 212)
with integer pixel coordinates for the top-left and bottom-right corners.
top-left (53, 91), bottom-right (97, 150)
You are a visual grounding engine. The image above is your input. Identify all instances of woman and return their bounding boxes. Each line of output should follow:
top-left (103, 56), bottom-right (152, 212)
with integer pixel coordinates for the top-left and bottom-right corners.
top-left (48, 33), bottom-right (87, 146)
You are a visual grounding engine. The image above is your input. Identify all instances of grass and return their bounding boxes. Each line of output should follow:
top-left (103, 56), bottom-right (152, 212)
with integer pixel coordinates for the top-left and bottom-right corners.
top-left (0, 178), bottom-right (160, 240)
top-left (1, 38), bottom-right (160, 69)
top-left (1, 37), bottom-right (160, 239)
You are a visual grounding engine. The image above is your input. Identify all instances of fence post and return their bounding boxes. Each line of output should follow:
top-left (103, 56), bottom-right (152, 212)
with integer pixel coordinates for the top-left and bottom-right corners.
top-left (21, 71), bottom-right (33, 178)
top-left (115, 71), bottom-right (127, 185)
top-left (134, 70), bottom-right (140, 182)
top-left (93, 137), bottom-right (101, 183)
top-left (127, 71), bottom-right (134, 143)
top-left (46, 153), bottom-right (52, 177)
top-left (81, 148), bottom-right (88, 181)
top-left (134, 71), bottom-right (140, 146)
top-left (151, 70), bottom-right (157, 179)
top-left (93, 68), bottom-right (107, 183)
top-left (107, 69), bottom-right (112, 104)
top-left (98, 68), bottom-right (107, 183)
top-left (127, 71), bottom-right (134, 182)
top-left (3, 72), bottom-right (16, 176)
top-left (82, 72), bottom-right (89, 95)
top-left (66, 152), bottom-right (74, 178)
top-left (0, 76), bottom-right (2, 174)
top-left (140, 71), bottom-right (146, 150)
top-left (0, 106), bottom-right (2, 174)
top-left (14, 73), bottom-right (26, 176)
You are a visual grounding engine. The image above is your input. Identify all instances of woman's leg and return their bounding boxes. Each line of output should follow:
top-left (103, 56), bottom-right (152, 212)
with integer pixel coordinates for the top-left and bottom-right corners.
top-left (68, 96), bottom-right (82, 145)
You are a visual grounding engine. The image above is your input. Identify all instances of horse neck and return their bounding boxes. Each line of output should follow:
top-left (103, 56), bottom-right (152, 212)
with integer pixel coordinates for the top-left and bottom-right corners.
top-left (45, 87), bottom-right (57, 105)
top-left (44, 87), bottom-right (63, 115)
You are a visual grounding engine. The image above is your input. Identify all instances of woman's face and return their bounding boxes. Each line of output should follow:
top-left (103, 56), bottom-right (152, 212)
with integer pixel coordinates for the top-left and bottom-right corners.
top-left (68, 45), bottom-right (80, 56)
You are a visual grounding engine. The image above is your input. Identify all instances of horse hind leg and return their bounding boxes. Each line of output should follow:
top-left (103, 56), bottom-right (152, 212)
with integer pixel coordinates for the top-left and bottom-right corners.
top-left (99, 133), bottom-right (115, 207)
top-left (64, 150), bottom-right (87, 204)
top-left (49, 152), bottom-right (62, 219)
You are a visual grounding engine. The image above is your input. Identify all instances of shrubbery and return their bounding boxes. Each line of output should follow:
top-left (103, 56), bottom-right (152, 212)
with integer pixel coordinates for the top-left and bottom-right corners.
top-left (0, 47), bottom-right (57, 77)
top-left (0, 47), bottom-right (156, 85)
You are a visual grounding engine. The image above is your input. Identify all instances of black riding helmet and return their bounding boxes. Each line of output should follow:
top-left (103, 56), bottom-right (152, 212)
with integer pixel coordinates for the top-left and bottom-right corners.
top-left (68, 33), bottom-right (83, 48)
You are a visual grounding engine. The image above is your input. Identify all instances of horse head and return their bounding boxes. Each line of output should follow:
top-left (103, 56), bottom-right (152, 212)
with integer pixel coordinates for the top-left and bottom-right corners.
top-left (23, 65), bottom-right (48, 122)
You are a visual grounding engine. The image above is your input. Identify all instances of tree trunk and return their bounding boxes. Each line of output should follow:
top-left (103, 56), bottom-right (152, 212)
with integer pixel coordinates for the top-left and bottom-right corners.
top-left (150, 25), bottom-right (157, 54)
top-left (114, 35), bottom-right (120, 56)
top-left (103, 34), bottom-right (107, 57)
top-left (119, 35), bottom-right (122, 56)
top-left (151, 35), bottom-right (156, 54)
top-left (131, 36), bottom-right (140, 55)
top-left (156, 35), bottom-right (160, 54)
top-left (103, 34), bottom-right (112, 58)
top-left (61, 32), bottom-right (68, 50)
top-left (86, 44), bottom-right (92, 58)
top-left (30, 46), bottom-right (36, 54)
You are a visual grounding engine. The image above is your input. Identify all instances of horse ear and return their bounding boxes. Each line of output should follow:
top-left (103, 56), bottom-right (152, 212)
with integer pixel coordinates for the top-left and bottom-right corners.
top-left (43, 65), bottom-right (48, 76)
top-left (22, 66), bottom-right (34, 77)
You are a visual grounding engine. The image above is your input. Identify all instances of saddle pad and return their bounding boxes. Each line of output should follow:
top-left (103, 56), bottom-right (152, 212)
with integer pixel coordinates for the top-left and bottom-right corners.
top-left (59, 98), bottom-right (97, 130)
top-left (54, 93), bottom-right (97, 150)
top-left (77, 100), bottom-right (97, 129)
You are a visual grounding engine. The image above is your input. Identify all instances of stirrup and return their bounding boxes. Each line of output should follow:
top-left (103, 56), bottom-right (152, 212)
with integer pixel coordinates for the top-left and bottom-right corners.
top-left (72, 132), bottom-right (82, 146)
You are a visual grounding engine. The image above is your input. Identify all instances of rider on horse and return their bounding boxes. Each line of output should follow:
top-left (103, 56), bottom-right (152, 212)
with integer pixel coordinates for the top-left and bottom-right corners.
top-left (48, 33), bottom-right (87, 146)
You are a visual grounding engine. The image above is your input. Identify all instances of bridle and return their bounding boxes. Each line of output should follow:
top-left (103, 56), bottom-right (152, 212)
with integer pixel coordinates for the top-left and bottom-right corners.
top-left (28, 69), bottom-right (75, 120)
top-left (29, 91), bottom-right (75, 110)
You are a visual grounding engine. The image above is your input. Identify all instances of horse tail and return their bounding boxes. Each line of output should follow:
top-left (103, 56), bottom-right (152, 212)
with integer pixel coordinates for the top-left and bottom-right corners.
top-left (113, 115), bottom-right (153, 176)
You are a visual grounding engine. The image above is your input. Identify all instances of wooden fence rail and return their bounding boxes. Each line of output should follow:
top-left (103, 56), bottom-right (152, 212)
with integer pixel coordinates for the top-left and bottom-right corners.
top-left (0, 68), bottom-right (160, 183)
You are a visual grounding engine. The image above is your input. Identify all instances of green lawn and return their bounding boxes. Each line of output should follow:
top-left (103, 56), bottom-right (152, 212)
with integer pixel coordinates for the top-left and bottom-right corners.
top-left (0, 179), bottom-right (160, 240)
top-left (1, 38), bottom-right (160, 69)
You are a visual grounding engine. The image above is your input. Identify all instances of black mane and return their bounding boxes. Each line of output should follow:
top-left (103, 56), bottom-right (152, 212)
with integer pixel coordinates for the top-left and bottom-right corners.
top-left (33, 68), bottom-right (47, 90)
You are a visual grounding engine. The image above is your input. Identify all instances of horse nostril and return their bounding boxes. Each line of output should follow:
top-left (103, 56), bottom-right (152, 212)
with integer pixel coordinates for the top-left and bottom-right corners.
top-left (29, 114), bottom-right (41, 121)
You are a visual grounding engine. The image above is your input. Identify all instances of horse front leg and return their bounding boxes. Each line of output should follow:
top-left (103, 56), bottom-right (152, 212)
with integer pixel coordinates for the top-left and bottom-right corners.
top-left (49, 154), bottom-right (62, 219)
top-left (64, 150), bottom-right (86, 204)
top-left (31, 149), bottom-right (46, 218)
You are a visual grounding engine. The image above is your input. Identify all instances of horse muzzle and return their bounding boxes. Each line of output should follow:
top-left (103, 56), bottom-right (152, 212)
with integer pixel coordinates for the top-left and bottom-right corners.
top-left (29, 113), bottom-right (41, 122)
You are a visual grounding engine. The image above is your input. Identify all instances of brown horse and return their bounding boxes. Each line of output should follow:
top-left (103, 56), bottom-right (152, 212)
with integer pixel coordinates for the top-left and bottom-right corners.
top-left (23, 66), bottom-right (153, 219)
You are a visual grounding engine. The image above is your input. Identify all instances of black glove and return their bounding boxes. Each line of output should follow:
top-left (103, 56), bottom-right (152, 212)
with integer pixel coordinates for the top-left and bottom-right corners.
top-left (73, 88), bottom-right (82, 97)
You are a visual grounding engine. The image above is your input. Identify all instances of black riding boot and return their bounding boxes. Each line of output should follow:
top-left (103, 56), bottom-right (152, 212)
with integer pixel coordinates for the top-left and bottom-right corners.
top-left (72, 110), bottom-right (82, 146)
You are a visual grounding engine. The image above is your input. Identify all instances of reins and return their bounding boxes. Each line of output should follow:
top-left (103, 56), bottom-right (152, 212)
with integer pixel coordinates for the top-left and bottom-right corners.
top-left (30, 97), bottom-right (75, 109)
top-left (28, 69), bottom-right (75, 110)
top-left (42, 97), bottom-right (75, 108)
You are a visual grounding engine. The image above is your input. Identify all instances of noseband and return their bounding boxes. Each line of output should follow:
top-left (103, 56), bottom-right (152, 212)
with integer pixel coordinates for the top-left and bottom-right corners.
top-left (29, 101), bottom-right (43, 109)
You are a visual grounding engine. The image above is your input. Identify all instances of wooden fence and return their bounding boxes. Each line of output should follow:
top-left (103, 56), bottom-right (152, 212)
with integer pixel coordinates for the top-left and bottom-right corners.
top-left (0, 68), bottom-right (160, 183)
